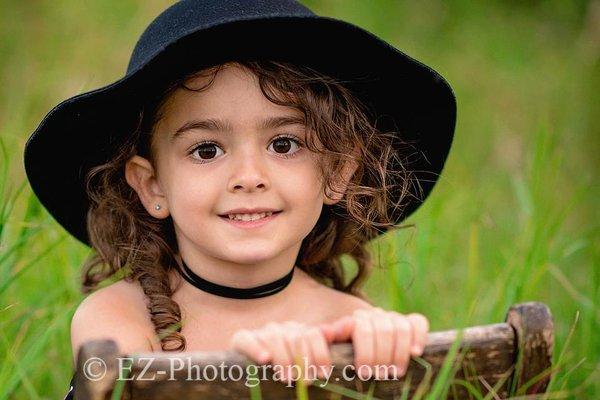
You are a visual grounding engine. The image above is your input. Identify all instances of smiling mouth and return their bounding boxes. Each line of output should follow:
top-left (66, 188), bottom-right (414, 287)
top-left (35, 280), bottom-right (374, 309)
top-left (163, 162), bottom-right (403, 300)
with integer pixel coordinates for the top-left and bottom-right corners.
top-left (218, 210), bottom-right (283, 221)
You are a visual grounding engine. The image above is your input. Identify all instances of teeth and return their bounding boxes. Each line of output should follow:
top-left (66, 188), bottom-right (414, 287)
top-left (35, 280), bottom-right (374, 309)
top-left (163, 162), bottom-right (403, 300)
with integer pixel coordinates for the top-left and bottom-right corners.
top-left (227, 211), bottom-right (273, 221)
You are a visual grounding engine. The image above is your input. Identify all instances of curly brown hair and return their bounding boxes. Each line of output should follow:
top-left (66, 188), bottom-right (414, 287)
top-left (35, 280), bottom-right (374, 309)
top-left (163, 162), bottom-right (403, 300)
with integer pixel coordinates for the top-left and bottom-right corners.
top-left (81, 60), bottom-right (420, 352)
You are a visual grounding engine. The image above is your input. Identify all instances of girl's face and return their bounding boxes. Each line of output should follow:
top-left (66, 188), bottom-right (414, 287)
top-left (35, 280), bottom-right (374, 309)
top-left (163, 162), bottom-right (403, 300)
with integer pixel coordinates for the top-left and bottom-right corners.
top-left (126, 64), bottom-right (350, 267)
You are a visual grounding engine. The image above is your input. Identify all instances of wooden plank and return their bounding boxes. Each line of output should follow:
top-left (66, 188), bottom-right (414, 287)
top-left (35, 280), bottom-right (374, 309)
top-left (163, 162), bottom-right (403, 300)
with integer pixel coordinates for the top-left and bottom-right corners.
top-left (73, 302), bottom-right (554, 399)
top-left (505, 302), bottom-right (554, 395)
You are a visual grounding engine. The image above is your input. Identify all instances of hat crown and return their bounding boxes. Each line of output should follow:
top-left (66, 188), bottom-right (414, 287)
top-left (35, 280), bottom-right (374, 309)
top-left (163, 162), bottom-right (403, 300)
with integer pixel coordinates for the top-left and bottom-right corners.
top-left (127, 0), bottom-right (315, 74)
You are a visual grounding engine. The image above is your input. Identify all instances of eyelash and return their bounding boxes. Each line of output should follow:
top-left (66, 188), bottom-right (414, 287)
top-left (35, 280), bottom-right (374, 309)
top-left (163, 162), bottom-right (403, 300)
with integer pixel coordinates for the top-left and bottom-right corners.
top-left (187, 134), bottom-right (304, 164)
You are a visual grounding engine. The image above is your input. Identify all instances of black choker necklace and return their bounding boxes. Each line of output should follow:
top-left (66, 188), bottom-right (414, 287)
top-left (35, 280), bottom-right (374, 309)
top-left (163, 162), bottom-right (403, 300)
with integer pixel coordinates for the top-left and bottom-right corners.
top-left (177, 259), bottom-right (295, 299)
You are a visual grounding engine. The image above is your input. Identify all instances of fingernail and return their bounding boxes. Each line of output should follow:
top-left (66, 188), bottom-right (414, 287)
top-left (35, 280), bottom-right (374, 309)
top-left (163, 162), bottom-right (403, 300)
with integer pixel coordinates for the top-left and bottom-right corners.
top-left (412, 344), bottom-right (423, 354)
top-left (258, 351), bottom-right (270, 362)
top-left (358, 368), bottom-right (371, 380)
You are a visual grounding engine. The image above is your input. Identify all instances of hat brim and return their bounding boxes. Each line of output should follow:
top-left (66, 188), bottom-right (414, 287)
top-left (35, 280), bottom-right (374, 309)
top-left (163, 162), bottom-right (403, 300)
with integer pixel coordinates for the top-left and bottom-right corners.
top-left (24, 16), bottom-right (456, 247)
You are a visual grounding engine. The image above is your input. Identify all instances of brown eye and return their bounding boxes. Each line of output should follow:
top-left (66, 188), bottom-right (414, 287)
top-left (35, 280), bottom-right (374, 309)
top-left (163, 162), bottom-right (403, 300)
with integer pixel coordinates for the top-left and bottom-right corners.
top-left (191, 143), bottom-right (223, 161)
top-left (272, 138), bottom-right (292, 153)
top-left (269, 136), bottom-right (301, 156)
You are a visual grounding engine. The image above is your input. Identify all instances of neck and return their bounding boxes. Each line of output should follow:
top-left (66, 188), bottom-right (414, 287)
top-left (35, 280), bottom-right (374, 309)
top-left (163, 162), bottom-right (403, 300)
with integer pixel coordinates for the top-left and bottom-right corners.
top-left (179, 257), bottom-right (295, 299)
top-left (170, 253), bottom-right (305, 309)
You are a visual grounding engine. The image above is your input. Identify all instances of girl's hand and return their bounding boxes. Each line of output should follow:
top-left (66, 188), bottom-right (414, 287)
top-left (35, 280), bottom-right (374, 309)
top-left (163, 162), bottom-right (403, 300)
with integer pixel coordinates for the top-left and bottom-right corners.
top-left (229, 320), bottom-right (331, 385)
top-left (319, 307), bottom-right (429, 380)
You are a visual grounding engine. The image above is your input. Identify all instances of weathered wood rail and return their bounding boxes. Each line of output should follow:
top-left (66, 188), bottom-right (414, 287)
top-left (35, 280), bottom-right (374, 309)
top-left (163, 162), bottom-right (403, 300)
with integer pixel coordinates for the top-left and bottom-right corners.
top-left (74, 301), bottom-right (553, 399)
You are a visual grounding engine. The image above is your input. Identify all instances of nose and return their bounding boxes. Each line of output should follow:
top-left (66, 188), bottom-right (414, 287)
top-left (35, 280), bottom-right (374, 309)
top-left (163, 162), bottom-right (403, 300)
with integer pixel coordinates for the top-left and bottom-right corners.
top-left (227, 146), bottom-right (270, 193)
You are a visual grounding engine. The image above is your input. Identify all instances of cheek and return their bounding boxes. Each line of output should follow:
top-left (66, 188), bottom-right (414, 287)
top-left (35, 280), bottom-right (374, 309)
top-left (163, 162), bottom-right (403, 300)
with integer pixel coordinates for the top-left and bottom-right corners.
top-left (277, 162), bottom-right (324, 209)
top-left (165, 170), bottom-right (218, 220)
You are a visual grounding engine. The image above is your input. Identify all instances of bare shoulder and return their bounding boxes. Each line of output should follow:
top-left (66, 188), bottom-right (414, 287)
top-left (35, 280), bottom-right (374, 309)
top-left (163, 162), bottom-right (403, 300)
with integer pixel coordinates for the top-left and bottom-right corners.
top-left (295, 268), bottom-right (374, 322)
top-left (317, 284), bottom-right (375, 322)
top-left (70, 279), bottom-right (154, 366)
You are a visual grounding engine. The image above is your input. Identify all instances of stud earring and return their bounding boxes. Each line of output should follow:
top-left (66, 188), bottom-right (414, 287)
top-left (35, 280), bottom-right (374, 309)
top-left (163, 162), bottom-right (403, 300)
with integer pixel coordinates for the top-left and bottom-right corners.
top-left (155, 204), bottom-right (161, 211)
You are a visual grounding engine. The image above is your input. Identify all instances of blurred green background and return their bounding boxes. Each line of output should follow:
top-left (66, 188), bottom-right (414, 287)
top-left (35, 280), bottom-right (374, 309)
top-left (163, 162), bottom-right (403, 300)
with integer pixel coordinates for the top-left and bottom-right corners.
top-left (1, 0), bottom-right (598, 398)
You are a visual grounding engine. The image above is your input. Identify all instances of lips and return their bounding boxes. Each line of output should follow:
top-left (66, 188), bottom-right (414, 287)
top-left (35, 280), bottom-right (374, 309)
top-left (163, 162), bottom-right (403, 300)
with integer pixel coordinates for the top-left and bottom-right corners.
top-left (219, 210), bottom-right (282, 228)
top-left (218, 210), bottom-right (282, 219)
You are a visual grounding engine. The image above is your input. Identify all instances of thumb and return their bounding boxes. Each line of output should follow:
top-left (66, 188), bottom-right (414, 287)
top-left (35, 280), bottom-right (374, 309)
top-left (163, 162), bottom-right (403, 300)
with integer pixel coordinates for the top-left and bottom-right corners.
top-left (319, 316), bottom-right (354, 343)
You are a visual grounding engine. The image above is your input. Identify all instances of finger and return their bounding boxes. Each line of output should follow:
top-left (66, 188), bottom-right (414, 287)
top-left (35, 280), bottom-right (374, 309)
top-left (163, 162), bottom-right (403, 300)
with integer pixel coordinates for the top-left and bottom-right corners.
top-left (406, 313), bottom-right (429, 356)
top-left (229, 329), bottom-right (271, 364)
top-left (256, 323), bottom-right (293, 379)
top-left (391, 315), bottom-right (412, 377)
top-left (298, 333), bottom-right (316, 384)
top-left (305, 326), bottom-right (332, 380)
top-left (283, 333), bottom-right (302, 384)
top-left (317, 322), bottom-right (337, 343)
top-left (281, 325), bottom-right (304, 384)
top-left (372, 311), bottom-right (395, 379)
top-left (325, 315), bottom-right (354, 343)
top-left (289, 329), bottom-right (314, 384)
top-left (352, 310), bottom-right (375, 380)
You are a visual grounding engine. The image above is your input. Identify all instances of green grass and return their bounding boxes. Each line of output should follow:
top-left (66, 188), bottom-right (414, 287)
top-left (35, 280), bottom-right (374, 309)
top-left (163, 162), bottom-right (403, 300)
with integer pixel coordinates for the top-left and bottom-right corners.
top-left (1, 0), bottom-right (598, 398)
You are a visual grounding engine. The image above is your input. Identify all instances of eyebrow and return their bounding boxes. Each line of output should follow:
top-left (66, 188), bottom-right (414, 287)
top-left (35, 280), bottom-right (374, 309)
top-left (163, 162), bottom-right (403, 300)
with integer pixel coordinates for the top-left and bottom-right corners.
top-left (170, 115), bottom-right (306, 141)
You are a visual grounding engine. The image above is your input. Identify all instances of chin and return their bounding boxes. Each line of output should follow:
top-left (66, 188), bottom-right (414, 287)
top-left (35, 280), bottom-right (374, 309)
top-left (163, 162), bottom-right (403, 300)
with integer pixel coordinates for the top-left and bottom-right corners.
top-left (220, 246), bottom-right (279, 265)
top-left (225, 254), bottom-right (275, 265)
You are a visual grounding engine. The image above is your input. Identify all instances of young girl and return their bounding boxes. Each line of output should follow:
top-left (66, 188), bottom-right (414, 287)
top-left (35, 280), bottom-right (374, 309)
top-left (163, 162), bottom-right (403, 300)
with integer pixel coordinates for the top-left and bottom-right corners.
top-left (23, 0), bottom-right (456, 397)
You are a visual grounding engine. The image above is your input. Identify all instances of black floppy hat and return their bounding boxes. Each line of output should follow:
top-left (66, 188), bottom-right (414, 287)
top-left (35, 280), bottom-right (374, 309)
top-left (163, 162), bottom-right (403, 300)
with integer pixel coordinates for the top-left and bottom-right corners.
top-left (23, 0), bottom-right (456, 247)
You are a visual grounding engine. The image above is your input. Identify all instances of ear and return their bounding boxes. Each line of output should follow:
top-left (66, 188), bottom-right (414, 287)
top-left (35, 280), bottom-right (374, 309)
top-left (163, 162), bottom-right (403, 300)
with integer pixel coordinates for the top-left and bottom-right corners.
top-left (323, 145), bottom-right (360, 206)
top-left (125, 155), bottom-right (169, 218)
